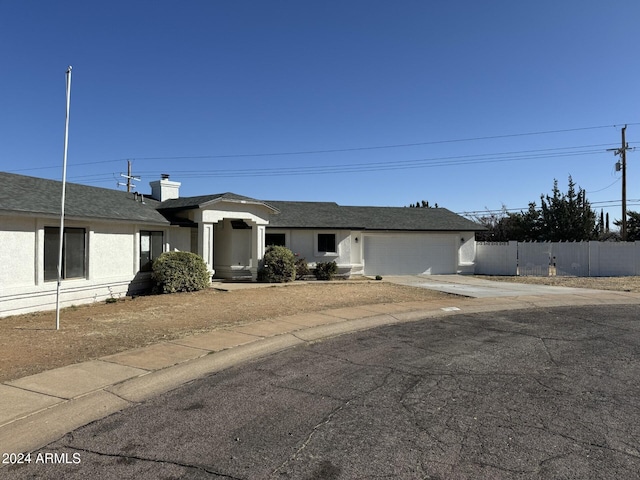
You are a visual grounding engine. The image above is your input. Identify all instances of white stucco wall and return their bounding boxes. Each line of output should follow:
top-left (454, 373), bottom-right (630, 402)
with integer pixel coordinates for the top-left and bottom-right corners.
top-left (457, 232), bottom-right (477, 274)
top-left (90, 224), bottom-right (136, 279)
top-left (267, 229), bottom-right (353, 271)
top-left (0, 216), bottom-right (36, 289)
top-left (1, 217), bottom-right (175, 318)
top-left (168, 227), bottom-right (192, 253)
top-left (231, 228), bottom-right (252, 266)
top-left (198, 202), bottom-right (271, 226)
top-left (265, 229), bottom-right (477, 276)
top-left (212, 219), bottom-right (255, 277)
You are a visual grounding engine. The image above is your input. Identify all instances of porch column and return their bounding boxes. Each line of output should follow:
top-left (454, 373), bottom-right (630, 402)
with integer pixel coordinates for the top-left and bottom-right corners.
top-left (250, 223), bottom-right (266, 281)
top-left (198, 222), bottom-right (215, 276)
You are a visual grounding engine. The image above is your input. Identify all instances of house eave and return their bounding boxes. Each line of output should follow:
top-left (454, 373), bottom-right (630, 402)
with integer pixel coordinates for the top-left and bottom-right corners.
top-left (0, 208), bottom-right (171, 226)
top-left (266, 225), bottom-right (485, 232)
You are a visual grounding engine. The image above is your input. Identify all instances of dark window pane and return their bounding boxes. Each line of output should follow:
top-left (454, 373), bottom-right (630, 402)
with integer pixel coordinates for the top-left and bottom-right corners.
top-left (266, 233), bottom-right (286, 247)
top-left (44, 227), bottom-right (60, 281)
top-left (64, 228), bottom-right (85, 278)
top-left (44, 227), bottom-right (86, 281)
top-left (140, 231), bottom-right (164, 271)
top-left (318, 233), bottom-right (336, 253)
top-left (151, 231), bottom-right (163, 260)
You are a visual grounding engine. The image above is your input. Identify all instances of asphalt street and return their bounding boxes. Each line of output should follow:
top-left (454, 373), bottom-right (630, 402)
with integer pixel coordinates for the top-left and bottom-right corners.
top-left (4, 304), bottom-right (640, 479)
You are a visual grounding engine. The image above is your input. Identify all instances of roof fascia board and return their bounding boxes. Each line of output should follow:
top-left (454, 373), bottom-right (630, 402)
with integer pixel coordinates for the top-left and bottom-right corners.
top-left (0, 210), bottom-right (170, 226)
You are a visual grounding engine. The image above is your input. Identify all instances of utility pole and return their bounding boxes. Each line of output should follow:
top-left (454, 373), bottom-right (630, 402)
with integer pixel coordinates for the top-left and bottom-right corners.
top-left (119, 160), bottom-right (140, 192)
top-left (622, 126), bottom-right (627, 241)
top-left (609, 125), bottom-right (631, 241)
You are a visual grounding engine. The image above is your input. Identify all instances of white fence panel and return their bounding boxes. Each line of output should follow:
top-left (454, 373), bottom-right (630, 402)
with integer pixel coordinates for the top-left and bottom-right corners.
top-left (474, 240), bottom-right (640, 277)
top-left (518, 242), bottom-right (552, 276)
top-left (590, 242), bottom-right (640, 276)
top-left (475, 241), bottom-right (517, 275)
top-left (552, 242), bottom-right (589, 277)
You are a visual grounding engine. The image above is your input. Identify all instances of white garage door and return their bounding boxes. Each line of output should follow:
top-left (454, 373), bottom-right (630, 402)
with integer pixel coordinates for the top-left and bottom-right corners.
top-left (363, 234), bottom-right (457, 276)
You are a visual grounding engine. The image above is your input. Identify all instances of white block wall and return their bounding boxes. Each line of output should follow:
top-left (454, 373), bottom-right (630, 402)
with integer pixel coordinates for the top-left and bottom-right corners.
top-left (475, 240), bottom-right (640, 277)
top-left (589, 241), bottom-right (640, 276)
top-left (475, 241), bottom-right (518, 275)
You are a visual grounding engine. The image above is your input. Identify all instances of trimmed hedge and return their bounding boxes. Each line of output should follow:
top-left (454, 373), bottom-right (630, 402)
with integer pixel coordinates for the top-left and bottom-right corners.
top-left (258, 246), bottom-right (296, 283)
top-left (152, 251), bottom-right (210, 294)
top-left (314, 261), bottom-right (338, 280)
top-left (294, 256), bottom-right (311, 280)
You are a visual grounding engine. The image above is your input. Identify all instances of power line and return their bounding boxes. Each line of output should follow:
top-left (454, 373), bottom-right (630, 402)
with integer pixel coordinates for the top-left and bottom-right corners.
top-left (126, 124), bottom-right (640, 161)
top-left (66, 146), bottom-right (618, 184)
top-left (8, 123), bottom-right (637, 174)
top-left (586, 178), bottom-right (621, 194)
top-left (92, 144), bottom-right (614, 181)
top-left (457, 199), bottom-right (640, 217)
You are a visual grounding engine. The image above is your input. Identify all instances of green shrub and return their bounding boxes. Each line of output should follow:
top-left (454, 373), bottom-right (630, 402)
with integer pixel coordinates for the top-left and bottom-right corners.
top-left (258, 246), bottom-right (296, 283)
top-left (294, 256), bottom-right (311, 280)
top-left (314, 261), bottom-right (338, 281)
top-left (152, 251), bottom-right (210, 294)
top-left (375, 275), bottom-right (383, 281)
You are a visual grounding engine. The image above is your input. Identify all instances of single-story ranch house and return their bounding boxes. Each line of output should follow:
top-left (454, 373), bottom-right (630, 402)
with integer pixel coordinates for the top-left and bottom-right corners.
top-left (0, 171), bottom-right (483, 317)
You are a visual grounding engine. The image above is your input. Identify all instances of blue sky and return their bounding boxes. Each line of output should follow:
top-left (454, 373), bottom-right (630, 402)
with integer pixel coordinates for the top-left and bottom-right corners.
top-left (1, 1), bottom-right (638, 223)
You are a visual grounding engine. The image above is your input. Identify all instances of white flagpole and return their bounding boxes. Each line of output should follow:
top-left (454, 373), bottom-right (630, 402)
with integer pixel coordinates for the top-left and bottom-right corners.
top-left (56, 66), bottom-right (72, 331)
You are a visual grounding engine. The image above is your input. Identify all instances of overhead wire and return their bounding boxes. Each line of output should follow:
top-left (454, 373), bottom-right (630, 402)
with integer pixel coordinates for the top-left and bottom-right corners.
top-left (76, 144), bottom-right (616, 181)
top-left (7, 122), bottom-right (637, 174)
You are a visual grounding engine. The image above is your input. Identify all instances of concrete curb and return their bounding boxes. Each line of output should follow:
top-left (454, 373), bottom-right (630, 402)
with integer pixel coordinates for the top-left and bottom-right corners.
top-left (1, 289), bottom-right (639, 456)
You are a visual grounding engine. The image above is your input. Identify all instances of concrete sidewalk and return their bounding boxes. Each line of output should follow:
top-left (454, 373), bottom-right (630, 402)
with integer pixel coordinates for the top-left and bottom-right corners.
top-left (1, 284), bottom-right (639, 456)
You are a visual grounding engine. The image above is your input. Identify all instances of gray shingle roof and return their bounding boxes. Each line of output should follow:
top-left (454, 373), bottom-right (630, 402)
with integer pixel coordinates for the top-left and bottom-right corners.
top-left (1, 172), bottom-right (482, 231)
top-left (265, 200), bottom-right (484, 231)
top-left (0, 172), bottom-right (170, 224)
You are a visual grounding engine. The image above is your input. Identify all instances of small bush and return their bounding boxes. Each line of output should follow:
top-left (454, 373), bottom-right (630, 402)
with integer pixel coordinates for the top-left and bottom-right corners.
top-left (375, 275), bottom-right (383, 281)
top-left (314, 261), bottom-right (338, 281)
top-left (294, 256), bottom-right (311, 280)
top-left (152, 251), bottom-right (210, 294)
top-left (258, 246), bottom-right (296, 283)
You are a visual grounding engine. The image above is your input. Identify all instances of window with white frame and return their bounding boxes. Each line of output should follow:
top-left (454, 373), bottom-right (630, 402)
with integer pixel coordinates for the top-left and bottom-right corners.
top-left (317, 233), bottom-right (337, 254)
top-left (44, 227), bottom-right (86, 281)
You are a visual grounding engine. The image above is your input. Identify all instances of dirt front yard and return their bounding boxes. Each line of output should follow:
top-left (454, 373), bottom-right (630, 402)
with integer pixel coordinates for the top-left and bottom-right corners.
top-left (0, 282), bottom-right (453, 383)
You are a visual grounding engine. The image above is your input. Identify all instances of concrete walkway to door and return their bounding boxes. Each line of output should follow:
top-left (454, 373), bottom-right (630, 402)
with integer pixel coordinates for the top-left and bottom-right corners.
top-left (384, 274), bottom-right (613, 298)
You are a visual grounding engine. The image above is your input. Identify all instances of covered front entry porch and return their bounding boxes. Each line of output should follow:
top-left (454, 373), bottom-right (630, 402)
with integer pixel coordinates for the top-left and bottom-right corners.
top-left (193, 200), bottom-right (276, 281)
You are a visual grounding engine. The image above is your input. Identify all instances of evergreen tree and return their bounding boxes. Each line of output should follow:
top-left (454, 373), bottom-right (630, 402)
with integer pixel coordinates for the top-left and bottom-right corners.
top-left (406, 200), bottom-right (439, 209)
top-left (614, 211), bottom-right (640, 241)
top-left (539, 176), bottom-right (596, 241)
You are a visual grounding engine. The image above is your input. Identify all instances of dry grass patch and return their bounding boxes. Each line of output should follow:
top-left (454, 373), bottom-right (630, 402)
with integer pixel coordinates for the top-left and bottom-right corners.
top-left (0, 282), bottom-right (451, 383)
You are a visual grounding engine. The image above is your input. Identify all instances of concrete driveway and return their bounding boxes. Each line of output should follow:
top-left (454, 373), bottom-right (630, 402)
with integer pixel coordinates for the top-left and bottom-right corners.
top-left (384, 274), bottom-right (610, 298)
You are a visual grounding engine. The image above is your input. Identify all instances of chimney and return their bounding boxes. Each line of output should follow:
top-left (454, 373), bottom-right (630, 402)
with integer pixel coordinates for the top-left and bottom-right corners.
top-left (149, 175), bottom-right (181, 202)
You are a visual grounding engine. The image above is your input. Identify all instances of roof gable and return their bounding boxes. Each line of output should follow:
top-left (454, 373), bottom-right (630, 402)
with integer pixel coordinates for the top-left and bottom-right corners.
top-left (158, 192), bottom-right (278, 212)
